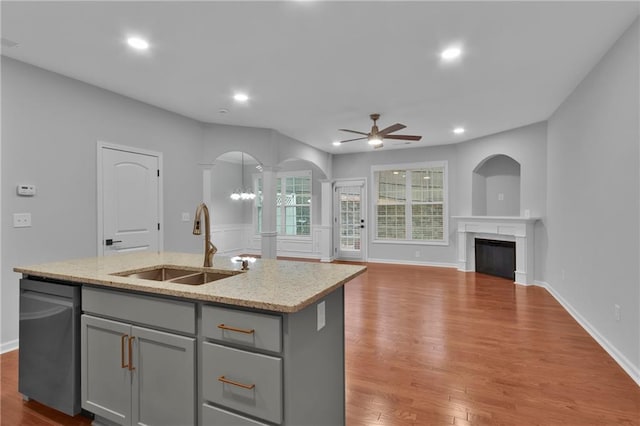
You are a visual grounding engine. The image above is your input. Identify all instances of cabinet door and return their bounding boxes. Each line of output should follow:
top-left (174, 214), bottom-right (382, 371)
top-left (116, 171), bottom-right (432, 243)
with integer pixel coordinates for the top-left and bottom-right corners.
top-left (81, 315), bottom-right (132, 425)
top-left (131, 326), bottom-right (195, 426)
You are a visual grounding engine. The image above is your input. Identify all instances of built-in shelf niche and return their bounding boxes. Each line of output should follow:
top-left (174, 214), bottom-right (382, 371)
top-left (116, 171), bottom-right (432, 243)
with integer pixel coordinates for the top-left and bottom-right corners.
top-left (472, 154), bottom-right (521, 216)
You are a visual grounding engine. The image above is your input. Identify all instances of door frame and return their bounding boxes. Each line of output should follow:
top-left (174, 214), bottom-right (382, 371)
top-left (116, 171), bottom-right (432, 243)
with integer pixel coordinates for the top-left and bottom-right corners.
top-left (333, 178), bottom-right (367, 261)
top-left (96, 141), bottom-right (164, 256)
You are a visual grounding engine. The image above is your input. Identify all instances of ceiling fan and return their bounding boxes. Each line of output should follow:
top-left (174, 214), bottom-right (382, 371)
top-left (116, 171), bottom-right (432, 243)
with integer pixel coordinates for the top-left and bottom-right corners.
top-left (338, 113), bottom-right (422, 149)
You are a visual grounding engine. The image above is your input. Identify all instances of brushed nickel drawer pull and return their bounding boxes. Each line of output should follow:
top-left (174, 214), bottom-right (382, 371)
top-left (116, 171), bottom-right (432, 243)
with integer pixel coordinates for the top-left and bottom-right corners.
top-left (120, 334), bottom-right (129, 369)
top-left (218, 375), bottom-right (255, 390)
top-left (217, 324), bottom-right (255, 334)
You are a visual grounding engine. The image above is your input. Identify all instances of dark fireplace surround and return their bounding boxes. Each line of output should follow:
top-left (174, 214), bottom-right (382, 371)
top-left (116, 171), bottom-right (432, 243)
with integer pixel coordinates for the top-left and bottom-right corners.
top-left (474, 238), bottom-right (516, 280)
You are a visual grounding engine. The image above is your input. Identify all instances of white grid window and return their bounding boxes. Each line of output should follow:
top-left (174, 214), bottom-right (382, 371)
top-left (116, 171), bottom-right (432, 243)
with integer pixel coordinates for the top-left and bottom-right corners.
top-left (256, 171), bottom-right (311, 237)
top-left (373, 163), bottom-right (447, 243)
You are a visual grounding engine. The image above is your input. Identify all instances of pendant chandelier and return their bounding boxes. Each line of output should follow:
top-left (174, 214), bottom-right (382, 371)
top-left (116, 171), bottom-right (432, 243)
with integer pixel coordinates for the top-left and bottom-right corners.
top-left (230, 152), bottom-right (256, 201)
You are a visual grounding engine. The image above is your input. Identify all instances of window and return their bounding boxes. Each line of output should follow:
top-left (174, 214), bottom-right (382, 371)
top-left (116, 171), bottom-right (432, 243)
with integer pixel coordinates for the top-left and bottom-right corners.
top-left (256, 171), bottom-right (312, 237)
top-left (373, 162), bottom-right (447, 243)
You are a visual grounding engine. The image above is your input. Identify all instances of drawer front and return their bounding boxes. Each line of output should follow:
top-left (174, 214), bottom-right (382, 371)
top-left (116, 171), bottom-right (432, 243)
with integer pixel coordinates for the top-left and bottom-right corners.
top-left (202, 404), bottom-right (268, 426)
top-left (202, 342), bottom-right (282, 424)
top-left (202, 305), bottom-right (281, 353)
top-left (82, 287), bottom-right (195, 335)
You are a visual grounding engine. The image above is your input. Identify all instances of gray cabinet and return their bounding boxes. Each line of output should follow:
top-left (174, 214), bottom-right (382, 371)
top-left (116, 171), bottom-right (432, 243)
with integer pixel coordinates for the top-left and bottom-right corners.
top-left (82, 315), bottom-right (196, 426)
top-left (81, 287), bottom-right (197, 426)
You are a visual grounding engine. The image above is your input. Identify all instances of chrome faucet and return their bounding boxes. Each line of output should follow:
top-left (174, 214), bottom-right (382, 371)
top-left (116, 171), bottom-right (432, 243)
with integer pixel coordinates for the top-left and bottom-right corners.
top-left (192, 203), bottom-right (217, 267)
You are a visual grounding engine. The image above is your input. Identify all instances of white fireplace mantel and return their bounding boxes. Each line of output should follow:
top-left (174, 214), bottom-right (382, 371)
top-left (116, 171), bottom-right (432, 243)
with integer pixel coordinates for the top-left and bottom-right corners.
top-left (452, 216), bottom-right (539, 285)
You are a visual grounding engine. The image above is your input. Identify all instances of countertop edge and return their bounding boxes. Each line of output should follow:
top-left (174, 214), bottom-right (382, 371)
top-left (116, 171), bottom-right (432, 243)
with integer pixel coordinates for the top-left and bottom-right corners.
top-left (14, 261), bottom-right (367, 314)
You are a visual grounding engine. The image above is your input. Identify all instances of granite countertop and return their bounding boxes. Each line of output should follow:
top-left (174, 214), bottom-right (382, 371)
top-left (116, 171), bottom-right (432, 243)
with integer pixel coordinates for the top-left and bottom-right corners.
top-left (14, 252), bottom-right (366, 313)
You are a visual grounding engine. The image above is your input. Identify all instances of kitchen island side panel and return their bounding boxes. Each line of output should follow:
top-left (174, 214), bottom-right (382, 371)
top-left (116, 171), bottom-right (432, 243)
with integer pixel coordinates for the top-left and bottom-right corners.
top-left (282, 286), bottom-right (345, 425)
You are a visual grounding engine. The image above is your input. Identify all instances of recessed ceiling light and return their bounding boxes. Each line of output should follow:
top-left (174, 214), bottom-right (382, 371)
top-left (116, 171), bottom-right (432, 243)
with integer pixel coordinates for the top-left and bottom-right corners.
top-left (441, 47), bottom-right (461, 60)
top-left (127, 37), bottom-right (149, 50)
top-left (332, 141), bottom-right (342, 146)
top-left (453, 127), bottom-right (465, 134)
top-left (233, 93), bottom-right (249, 102)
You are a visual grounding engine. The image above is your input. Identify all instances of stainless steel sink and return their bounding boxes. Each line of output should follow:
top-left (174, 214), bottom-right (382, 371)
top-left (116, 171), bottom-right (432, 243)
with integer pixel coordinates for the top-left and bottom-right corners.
top-left (112, 266), bottom-right (241, 285)
top-left (171, 272), bottom-right (238, 285)
top-left (116, 267), bottom-right (195, 281)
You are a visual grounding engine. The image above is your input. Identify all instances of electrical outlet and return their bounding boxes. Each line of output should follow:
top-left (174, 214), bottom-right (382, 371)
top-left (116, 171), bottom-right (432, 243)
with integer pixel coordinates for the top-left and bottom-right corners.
top-left (181, 212), bottom-right (190, 222)
top-left (498, 193), bottom-right (504, 201)
top-left (415, 250), bottom-right (420, 258)
top-left (13, 213), bottom-right (32, 228)
top-left (614, 304), bottom-right (621, 321)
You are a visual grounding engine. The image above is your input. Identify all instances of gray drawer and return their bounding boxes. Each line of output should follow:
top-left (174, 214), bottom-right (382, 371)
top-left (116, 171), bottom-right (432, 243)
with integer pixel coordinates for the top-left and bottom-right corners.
top-left (202, 342), bottom-right (282, 424)
top-left (202, 305), bottom-right (281, 353)
top-left (202, 404), bottom-right (268, 426)
top-left (82, 287), bottom-right (195, 335)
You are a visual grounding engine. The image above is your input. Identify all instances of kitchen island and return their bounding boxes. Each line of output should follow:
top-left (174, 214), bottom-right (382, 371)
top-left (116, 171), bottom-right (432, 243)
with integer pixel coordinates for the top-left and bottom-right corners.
top-left (15, 252), bottom-right (366, 426)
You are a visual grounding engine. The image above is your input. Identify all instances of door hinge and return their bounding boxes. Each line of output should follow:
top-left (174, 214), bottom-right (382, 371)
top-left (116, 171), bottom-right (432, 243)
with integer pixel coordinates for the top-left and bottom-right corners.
top-left (157, 223), bottom-right (160, 231)
top-left (157, 169), bottom-right (160, 177)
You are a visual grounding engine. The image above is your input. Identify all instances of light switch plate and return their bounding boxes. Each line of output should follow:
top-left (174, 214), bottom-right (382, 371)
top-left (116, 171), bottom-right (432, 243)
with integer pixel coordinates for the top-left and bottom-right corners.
top-left (317, 301), bottom-right (326, 331)
top-left (13, 213), bottom-right (32, 228)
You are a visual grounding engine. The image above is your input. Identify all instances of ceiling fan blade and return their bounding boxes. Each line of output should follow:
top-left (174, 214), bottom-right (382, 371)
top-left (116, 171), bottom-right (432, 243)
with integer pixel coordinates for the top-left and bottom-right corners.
top-left (383, 134), bottom-right (422, 141)
top-left (340, 136), bottom-right (368, 143)
top-left (378, 123), bottom-right (406, 136)
top-left (339, 129), bottom-right (369, 136)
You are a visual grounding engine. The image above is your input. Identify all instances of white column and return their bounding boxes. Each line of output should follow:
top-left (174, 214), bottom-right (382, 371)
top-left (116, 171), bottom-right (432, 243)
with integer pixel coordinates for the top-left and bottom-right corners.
top-left (260, 167), bottom-right (278, 259)
top-left (319, 180), bottom-right (334, 262)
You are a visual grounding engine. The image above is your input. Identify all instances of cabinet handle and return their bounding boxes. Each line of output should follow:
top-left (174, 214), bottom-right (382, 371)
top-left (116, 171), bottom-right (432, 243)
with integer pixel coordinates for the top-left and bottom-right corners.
top-left (128, 336), bottom-right (136, 371)
top-left (217, 324), bottom-right (255, 335)
top-left (218, 376), bottom-right (255, 390)
top-left (120, 334), bottom-right (129, 369)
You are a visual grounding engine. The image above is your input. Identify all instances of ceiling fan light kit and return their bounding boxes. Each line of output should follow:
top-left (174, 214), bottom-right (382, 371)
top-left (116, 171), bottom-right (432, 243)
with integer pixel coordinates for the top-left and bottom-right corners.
top-left (338, 113), bottom-right (422, 149)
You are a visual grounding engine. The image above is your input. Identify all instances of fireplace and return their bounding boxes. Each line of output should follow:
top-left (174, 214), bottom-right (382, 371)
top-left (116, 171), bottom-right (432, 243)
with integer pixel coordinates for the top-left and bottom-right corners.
top-left (453, 216), bottom-right (538, 285)
top-left (475, 238), bottom-right (516, 280)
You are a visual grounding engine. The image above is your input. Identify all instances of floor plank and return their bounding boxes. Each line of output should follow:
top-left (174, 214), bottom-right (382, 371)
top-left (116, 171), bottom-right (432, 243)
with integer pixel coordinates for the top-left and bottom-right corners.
top-left (2, 262), bottom-right (639, 425)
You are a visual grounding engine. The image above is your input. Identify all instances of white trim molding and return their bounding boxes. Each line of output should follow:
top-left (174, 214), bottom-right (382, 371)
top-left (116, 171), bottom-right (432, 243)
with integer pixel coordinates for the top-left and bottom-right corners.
top-left (535, 281), bottom-right (640, 387)
top-left (366, 258), bottom-right (457, 269)
top-left (1, 339), bottom-right (19, 354)
top-left (453, 216), bottom-right (539, 285)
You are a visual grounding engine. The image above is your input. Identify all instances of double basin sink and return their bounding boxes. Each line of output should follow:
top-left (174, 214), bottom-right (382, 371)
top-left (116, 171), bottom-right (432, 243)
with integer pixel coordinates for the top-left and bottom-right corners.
top-left (112, 266), bottom-right (242, 285)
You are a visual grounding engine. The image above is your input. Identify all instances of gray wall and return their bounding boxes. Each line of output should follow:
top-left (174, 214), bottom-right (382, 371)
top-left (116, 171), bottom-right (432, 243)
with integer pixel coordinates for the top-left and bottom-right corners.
top-left (546, 20), bottom-right (639, 376)
top-left (1, 58), bottom-right (205, 348)
top-left (209, 159), bottom-right (247, 226)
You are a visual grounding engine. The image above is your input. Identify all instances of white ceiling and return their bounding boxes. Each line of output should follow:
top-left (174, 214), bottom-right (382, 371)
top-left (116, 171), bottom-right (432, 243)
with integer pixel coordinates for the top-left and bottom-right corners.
top-left (2, 1), bottom-right (638, 154)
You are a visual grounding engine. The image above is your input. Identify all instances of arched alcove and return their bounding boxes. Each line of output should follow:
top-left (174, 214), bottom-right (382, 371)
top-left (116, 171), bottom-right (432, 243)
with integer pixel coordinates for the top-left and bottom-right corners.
top-left (472, 154), bottom-right (521, 216)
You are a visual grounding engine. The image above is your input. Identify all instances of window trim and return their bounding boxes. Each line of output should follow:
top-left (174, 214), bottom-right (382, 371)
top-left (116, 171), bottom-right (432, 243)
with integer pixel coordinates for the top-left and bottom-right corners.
top-left (253, 170), bottom-right (313, 239)
top-left (371, 161), bottom-right (449, 246)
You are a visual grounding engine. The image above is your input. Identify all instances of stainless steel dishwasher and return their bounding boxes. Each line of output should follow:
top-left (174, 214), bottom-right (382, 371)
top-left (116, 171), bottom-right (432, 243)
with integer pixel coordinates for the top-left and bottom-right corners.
top-left (19, 277), bottom-right (81, 416)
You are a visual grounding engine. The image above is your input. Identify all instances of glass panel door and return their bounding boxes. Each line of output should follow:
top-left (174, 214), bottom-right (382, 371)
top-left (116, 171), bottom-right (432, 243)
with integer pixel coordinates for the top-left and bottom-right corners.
top-left (335, 182), bottom-right (366, 261)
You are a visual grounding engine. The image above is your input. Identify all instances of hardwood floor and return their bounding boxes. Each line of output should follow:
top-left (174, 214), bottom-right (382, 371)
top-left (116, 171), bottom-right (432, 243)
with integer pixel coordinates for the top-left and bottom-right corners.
top-left (2, 262), bottom-right (638, 425)
top-left (344, 263), bottom-right (639, 425)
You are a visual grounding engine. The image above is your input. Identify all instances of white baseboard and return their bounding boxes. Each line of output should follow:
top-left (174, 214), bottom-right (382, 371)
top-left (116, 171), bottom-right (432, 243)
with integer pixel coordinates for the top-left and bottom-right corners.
top-left (1, 339), bottom-right (19, 354)
top-left (535, 280), bottom-right (640, 387)
top-left (366, 258), bottom-right (458, 269)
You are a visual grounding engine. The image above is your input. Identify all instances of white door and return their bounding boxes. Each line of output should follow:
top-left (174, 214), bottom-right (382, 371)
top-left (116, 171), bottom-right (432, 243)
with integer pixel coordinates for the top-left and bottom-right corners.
top-left (334, 181), bottom-right (366, 261)
top-left (98, 144), bottom-right (161, 256)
